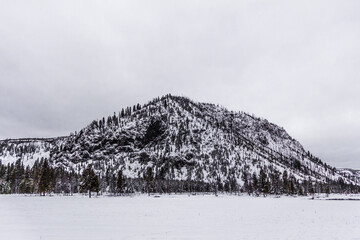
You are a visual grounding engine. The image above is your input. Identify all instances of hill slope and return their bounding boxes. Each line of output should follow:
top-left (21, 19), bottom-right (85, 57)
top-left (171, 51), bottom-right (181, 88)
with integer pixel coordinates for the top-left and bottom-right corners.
top-left (0, 95), bottom-right (358, 194)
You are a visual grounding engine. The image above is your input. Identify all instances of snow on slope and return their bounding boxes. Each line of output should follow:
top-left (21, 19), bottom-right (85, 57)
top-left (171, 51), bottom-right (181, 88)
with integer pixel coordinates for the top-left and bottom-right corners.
top-left (0, 95), bottom-right (356, 186)
top-left (337, 168), bottom-right (360, 184)
top-left (0, 139), bottom-right (51, 167)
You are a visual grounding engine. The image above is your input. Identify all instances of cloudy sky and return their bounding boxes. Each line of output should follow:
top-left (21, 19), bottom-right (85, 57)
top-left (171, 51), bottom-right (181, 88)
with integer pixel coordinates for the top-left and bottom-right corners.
top-left (0, 0), bottom-right (359, 168)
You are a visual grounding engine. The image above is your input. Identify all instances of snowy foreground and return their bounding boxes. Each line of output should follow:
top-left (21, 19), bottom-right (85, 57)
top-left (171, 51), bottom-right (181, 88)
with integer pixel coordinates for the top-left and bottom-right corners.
top-left (1, 194), bottom-right (360, 240)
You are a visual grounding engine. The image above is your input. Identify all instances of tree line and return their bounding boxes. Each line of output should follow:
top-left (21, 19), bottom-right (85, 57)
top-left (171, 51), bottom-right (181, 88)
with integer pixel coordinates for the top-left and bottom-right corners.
top-left (1, 159), bottom-right (358, 197)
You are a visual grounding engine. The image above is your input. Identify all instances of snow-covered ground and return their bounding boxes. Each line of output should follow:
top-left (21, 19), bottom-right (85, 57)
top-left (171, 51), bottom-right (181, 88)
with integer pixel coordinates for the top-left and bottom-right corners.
top-left (0, 194), bottom-right (359, 240)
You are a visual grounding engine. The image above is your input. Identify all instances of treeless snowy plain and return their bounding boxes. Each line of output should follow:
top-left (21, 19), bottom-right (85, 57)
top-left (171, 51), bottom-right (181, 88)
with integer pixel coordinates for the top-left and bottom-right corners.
top-left (0, 194), bottom-right (359, 240)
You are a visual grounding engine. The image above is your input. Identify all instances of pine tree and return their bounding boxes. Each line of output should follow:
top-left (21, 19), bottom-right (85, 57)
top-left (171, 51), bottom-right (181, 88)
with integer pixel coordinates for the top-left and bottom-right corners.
top-left (144, 167), bottom-right (153, 196)
top-left (81, 165), bottom-right (100, 198)
top-left (325, 185), bottom-right (331, 196)
top-left (252, 173), bottom-right (258, 195)
top-left (282, 170), bottom-right (289, 194)
top-left (19, 167), bottom-right (32, 194)
top-left (117, 169), bottom-right (125, 195)
top-left (38, 160), bottom-right (51, 196)
top-left (259, 168), bottom-right (269, 196)
top-left (113, 112), bottom-right (119, 126)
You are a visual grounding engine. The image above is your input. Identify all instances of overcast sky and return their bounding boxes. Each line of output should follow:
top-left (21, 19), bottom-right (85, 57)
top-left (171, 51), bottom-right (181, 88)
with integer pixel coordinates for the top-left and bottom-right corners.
top-left (0, 0), bottom-right (359, 169)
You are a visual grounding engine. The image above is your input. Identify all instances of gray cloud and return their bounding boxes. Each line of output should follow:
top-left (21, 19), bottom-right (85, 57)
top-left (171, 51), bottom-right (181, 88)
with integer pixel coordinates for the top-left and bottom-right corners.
top-left (0, 0), bottom-right (359, 168)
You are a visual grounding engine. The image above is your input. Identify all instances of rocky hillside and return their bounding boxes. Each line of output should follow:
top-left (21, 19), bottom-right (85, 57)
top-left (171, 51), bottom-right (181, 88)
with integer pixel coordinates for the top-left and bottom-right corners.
top-left (338, 168), bottom-right (360, 184)
top-left (0, 95), bottom-right (358, 194)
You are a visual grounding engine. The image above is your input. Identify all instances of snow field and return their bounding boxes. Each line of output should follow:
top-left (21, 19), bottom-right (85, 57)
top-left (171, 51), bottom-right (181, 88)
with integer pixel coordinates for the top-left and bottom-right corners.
top-left (0, 194), bottom-right (359, 240)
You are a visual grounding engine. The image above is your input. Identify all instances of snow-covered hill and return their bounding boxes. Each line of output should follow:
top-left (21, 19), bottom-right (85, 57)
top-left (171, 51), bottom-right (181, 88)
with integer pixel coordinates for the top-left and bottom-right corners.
top-left (0, 95), bottom-right (358, 191)
top-left (337, 168), bottom-right (360, 184)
